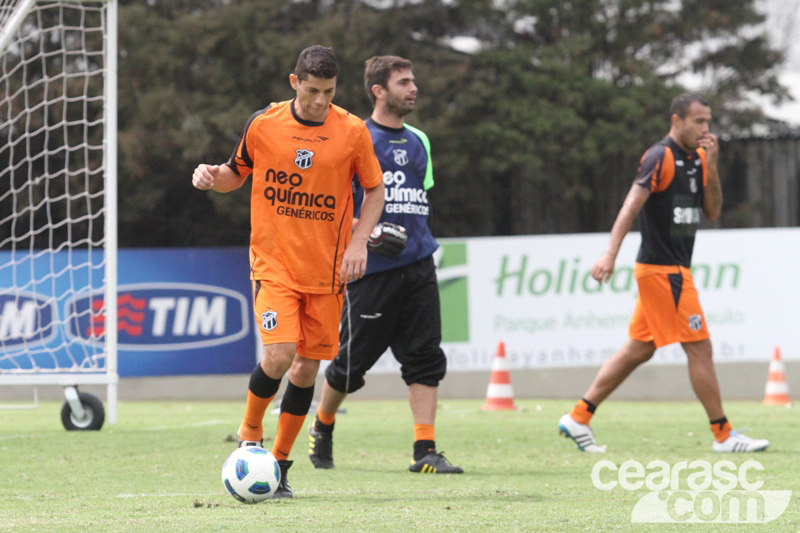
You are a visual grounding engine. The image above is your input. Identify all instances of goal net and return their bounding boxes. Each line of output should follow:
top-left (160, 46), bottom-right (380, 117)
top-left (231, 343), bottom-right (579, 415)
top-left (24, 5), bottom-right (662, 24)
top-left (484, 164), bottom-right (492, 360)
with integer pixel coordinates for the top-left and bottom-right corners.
top-left (0, 0), bottom-right (118, 423)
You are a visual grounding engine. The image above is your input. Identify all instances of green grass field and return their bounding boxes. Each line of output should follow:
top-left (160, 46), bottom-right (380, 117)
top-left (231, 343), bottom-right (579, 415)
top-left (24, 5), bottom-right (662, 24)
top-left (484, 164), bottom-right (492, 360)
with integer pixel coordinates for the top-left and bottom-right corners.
top-left (0, 399), bottom-right (797, 532)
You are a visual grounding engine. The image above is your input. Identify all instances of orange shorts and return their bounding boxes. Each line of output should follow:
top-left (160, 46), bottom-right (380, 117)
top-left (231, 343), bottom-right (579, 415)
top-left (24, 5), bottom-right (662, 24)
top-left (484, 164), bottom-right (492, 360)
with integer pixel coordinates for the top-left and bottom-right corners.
top-left (628, 263), bottom-right (709, 348)
top-left (252, 280), bottom-right (343, 360)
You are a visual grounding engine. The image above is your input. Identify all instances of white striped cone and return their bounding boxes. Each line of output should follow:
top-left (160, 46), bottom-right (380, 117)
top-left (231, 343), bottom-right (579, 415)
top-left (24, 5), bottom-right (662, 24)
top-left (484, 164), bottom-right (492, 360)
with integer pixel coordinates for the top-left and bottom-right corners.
top-left (764, 346), bottom-right (792, 406)
top-left (482, 342), bottom-right (516, 410)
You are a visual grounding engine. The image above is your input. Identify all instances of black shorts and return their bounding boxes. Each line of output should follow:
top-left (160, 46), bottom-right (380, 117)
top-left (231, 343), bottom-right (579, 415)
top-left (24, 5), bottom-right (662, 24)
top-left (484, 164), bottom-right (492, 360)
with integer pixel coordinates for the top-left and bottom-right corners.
top-left (325, 256), bottom-right (447, 393)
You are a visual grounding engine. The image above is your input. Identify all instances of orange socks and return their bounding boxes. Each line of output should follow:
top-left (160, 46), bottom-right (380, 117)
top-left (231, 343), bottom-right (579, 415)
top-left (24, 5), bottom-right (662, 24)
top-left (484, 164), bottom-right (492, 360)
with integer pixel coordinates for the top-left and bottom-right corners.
top-left (238, 390), bottom-right (275, 442)
top-left (272, 412), bottom-right (308, 460)
top-left (710, 417), bottom-right (732, 442)
top-left (569, 398), bottom-right (596, 425)
top-left (316, 409), bottom-right (336, 428)
top-left (414, 424), bottom-right (435, 443)
top-left (238, 364), bottom-right (282, 442)
top-left (413, 425), bottom-right (437, 461)
top-left (270, 380), bottom-right (315, 461)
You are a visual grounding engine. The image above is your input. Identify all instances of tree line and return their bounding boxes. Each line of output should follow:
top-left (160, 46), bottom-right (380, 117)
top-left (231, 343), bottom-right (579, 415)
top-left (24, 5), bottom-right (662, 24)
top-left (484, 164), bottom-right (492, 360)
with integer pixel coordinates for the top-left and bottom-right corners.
top-left (115, 0), bottom-right (788, 247)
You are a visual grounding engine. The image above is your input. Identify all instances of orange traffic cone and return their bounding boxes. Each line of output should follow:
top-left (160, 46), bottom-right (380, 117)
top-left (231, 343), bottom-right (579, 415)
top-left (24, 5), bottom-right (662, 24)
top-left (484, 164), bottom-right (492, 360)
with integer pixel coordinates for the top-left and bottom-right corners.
top-left (763, 346), bottom-right (792, 406)
top-left (482, 342), bottom-right (516, 410)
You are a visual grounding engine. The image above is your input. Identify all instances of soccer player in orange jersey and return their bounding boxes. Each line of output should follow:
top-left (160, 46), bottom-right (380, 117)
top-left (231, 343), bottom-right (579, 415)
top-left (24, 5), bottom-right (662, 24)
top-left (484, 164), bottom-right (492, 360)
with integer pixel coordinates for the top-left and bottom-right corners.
top-left (558, 93), bottom-right (769, 453)
top-left (192, 45), bottom-right (385, 498)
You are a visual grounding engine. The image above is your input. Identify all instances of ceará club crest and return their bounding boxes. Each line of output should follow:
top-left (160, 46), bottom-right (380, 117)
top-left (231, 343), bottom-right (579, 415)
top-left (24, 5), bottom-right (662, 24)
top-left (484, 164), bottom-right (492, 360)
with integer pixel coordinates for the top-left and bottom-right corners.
top-left (295, 149), bottom-right (314, 169)
top-left (393, 148), bottom-right (408, 166)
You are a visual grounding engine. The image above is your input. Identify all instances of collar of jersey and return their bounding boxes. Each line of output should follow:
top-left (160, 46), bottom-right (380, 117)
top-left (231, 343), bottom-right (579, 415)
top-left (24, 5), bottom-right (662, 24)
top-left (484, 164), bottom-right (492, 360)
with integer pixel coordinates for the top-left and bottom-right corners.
top-left (367, 117), bottom-right (405, 134)
top-left (290, 99), bottom-right (327, 127)
top-left (665, 134), bottom-right (697, 159)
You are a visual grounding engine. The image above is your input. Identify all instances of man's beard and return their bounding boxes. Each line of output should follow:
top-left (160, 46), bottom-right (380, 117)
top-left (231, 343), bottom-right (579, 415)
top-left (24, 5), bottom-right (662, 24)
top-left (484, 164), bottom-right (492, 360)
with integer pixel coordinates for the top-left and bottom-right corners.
top-left (386, 95), bottom-right (414, 117)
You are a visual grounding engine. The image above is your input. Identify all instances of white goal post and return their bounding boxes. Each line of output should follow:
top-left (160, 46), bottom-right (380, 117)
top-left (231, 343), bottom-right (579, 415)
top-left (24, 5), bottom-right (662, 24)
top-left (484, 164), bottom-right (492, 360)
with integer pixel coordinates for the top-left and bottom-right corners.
top-left (0, 0), bottom-right (118, 425)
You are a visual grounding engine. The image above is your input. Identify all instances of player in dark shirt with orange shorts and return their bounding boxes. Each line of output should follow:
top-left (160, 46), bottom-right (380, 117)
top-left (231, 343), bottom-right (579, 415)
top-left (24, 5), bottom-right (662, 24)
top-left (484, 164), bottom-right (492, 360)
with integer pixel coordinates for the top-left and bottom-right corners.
top-left (558, 93), bottom-right (769, 453)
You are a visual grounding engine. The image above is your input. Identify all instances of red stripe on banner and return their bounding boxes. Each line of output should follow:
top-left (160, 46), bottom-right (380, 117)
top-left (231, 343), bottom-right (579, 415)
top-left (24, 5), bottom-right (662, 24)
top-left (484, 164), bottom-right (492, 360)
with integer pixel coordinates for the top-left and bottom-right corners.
top-left (119, 293), bottom-right (147, 309)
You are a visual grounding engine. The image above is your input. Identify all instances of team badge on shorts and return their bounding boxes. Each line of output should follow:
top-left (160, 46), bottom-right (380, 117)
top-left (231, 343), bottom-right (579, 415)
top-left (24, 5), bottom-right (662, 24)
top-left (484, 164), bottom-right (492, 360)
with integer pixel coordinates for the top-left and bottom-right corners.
top-left (295, 149), bottom-right (314, 169)
top-left (261, 310), bottom-right (278, 331)
top-left (688, 314), bottom-right (703, 331)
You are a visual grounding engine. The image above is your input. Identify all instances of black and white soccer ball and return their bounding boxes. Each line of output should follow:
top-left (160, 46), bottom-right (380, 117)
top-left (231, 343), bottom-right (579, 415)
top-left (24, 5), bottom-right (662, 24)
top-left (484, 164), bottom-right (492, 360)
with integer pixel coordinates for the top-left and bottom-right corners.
top-left (221, 447), bottom-right (281, 503)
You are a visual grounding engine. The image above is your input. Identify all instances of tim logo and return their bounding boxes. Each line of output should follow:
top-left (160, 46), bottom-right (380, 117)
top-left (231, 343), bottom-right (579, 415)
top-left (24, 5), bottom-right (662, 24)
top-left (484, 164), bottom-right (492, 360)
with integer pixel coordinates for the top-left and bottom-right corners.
top-left (295, 149), bottom-right (314, 170)
top-left (261, 310), bottom-right (278, 331)
top-left (64, 283), bottom-right (249, 351)
top-left (0, 292), bottom-right (58, 350)
top-left (688, 314), bottom-right (703, 331)
top-left (393, 149), bottom-right (408, 166)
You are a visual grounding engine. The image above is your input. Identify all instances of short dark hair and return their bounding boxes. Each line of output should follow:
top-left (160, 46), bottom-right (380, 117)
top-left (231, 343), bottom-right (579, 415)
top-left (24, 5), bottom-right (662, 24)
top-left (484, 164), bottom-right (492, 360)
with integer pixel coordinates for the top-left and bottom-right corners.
top-left (364, 55), bottom-right (413, 105)
top-left (670, 92), bottom-right (710, 119)
top-left (294, 45), bottom-right (339, 81)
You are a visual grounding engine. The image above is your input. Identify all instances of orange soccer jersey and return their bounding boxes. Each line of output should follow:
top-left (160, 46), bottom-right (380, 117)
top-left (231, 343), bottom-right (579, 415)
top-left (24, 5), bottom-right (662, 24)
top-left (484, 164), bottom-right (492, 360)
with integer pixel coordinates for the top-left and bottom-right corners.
top-left (228, 100), bottom-right (383, 293)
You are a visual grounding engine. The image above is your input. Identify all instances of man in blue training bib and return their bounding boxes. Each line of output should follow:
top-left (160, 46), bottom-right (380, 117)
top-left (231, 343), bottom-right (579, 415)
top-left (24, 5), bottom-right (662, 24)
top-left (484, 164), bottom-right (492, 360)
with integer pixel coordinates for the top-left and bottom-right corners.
top-left (308, 56), bottom-right (462, 474)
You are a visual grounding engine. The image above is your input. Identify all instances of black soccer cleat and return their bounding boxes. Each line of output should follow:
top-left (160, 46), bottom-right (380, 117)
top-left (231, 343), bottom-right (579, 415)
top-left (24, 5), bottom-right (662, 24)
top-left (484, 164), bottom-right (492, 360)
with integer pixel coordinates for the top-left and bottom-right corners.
top-left (409, 451), bottom-right (464, 474)
top-left (308, 424), bottom-right (335, 469)
top-left (272, 459), bottom-right (294, 499)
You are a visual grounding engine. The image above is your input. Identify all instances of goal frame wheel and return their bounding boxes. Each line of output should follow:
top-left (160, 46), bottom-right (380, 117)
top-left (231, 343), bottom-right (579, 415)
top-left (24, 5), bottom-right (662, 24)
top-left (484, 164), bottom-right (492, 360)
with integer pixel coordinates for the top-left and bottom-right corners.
top-left (60, 387), bottom-right (105, 431)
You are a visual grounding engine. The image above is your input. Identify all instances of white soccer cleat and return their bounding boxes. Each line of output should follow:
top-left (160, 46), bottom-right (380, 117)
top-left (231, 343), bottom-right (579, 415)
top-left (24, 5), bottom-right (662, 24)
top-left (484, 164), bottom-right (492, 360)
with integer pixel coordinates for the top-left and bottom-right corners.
top-left (236, 430), bottom-right (263, 449)
top-left (712, 431), bottom-right (769, 452)
top-left (558, 413), bottom-right (606, 453)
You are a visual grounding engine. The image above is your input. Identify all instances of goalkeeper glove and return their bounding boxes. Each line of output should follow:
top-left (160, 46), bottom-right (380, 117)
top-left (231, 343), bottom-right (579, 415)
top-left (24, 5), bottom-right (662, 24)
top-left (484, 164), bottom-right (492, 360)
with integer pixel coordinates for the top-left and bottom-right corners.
top-left (367, 222), bottom-right (408, 258)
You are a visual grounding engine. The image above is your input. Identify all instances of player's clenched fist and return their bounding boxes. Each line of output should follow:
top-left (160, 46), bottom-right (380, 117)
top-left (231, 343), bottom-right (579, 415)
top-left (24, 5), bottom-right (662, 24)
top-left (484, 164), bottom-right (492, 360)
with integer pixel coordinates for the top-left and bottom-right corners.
top-left (591, 252), bottom-right (616, 284)
top-left (192, 164), bottom-right (219, 190)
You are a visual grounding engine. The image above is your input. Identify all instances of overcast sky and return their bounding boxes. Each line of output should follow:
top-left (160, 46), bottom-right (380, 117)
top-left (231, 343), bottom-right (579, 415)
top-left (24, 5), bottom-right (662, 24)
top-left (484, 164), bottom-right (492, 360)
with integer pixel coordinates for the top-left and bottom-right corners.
top-left (760, 0), bottom-right (800, 71)
top-left (756, 0), bottom-right (800, 124)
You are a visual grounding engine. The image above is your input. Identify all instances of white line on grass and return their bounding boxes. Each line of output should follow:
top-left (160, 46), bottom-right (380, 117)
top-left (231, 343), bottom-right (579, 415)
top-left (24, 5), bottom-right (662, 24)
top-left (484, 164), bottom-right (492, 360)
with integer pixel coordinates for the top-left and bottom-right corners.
top-left (118, 493), bottom-right (214, 498)
top-left (0, 434), bottom-right (30, 442)
top-left (0, 420), bottom-right (233, 441)
top-left (120, 419), bottom-right (232, 432)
